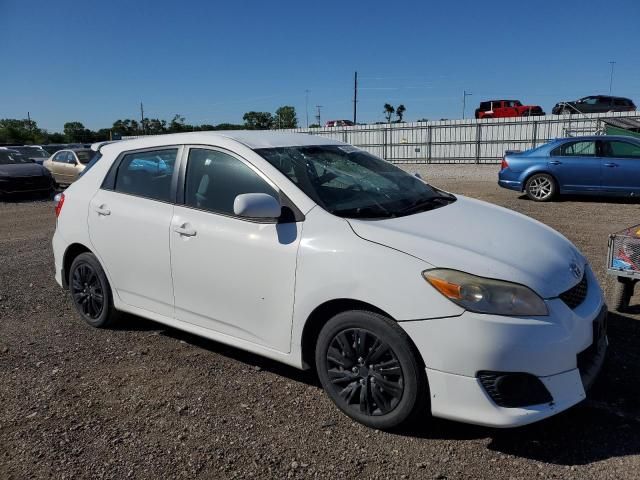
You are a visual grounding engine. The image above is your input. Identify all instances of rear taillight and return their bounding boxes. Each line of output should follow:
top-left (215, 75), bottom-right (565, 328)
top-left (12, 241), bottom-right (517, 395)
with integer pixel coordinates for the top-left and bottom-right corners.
top-left (501, 158), bottom-right (509, 170)
top-left (54, 193), bottom-right (65, 218)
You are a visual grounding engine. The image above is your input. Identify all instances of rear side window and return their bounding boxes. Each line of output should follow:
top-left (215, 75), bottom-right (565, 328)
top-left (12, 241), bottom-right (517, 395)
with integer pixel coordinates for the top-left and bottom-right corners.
top-left (53, 151), bottom-right (69, 163)
top-left (604, 141), bottom-right (640, 159)
top-left (552, 141), bottom-right (596, 157)
top-left (184, 148), bottom-right (277, 216)
top-left (114, 149), bottom-right (178, 202)
top-left (479, 102), bottom-right (491, 111)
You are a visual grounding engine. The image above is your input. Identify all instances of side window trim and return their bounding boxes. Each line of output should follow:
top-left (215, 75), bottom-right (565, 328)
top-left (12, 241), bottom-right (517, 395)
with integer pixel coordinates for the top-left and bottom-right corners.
top-left (177, 145), bottom-right (304, 223)
top-left (101, 145), bottom-right (183, 204)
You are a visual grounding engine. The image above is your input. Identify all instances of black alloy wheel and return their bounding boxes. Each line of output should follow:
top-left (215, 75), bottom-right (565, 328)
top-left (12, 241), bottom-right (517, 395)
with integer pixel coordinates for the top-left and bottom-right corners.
top-left (71, 263), bottom-right (104, 319)
top-left (326, 328), bottom-right (404, 416)
top-left (315, 310), bottom-right (427, 430)
top-left (69, 252), bottom-right (119, 327)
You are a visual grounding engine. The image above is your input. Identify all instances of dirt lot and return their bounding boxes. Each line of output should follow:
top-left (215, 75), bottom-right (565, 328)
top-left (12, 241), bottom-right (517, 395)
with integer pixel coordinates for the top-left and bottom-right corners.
top-left (1, 165), bottom-right (640, 479)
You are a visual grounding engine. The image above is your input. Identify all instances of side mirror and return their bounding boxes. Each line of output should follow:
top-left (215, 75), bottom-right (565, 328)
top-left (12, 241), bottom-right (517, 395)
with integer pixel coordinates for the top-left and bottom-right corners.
top-left (233, 193), bottom-right (281, 219)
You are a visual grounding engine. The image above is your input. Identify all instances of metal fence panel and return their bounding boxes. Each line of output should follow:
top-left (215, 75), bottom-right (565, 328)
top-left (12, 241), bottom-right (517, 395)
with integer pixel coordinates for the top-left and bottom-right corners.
top-left (286, 111), bottom-right (640, 163)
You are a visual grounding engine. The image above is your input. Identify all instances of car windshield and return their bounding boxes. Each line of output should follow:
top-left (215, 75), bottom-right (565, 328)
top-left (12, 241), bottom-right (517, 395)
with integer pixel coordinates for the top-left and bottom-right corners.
top-left (0, 150), bottom-right (33, 165)
top-left (256, 145), bottom-right (455, 219)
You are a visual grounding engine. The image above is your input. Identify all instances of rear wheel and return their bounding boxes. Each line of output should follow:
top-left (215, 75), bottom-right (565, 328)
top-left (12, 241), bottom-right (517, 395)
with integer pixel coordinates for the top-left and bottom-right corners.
top-left (525, 173), bottom-right (557, 202)
top-left (315, 310), bottom-right (428, 430)
top-left (69, 252), bottom-right (119, 327)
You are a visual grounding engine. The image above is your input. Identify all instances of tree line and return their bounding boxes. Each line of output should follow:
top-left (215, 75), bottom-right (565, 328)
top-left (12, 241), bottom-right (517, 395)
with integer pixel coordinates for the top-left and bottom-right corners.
top-left (0, 106), bottom-right (299, 145)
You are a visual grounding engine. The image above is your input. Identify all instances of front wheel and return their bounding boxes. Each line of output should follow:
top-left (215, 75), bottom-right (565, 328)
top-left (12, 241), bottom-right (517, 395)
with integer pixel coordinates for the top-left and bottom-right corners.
top-left (315, 310), bottom-right (428, 430)
top-left (525, 173), bottom-right (557, 202)
top-left (69, 252), bottom-right (119, 328)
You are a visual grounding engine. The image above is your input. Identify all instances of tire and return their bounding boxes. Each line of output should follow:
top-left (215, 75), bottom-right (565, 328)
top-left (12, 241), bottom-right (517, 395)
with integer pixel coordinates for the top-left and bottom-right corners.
top-left (69, 252), bottom-right (119, 328)
top-left (525, 173), bottom-right (557, 202)
top-left (315, 310), bottom-right (428, 430)
top-left (562, 108), bottom-right (573, 115)
top-left (611, 277), bottom-right (634, 312)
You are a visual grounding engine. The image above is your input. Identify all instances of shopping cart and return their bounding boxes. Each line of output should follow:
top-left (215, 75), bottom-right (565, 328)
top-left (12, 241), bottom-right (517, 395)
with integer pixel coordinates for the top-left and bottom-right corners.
top-left (607, 224), bottom-right (640, 311)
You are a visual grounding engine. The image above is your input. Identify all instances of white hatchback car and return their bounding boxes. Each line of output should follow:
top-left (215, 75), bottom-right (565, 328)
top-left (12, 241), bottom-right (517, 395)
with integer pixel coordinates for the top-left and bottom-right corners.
top-left (52, 131), bottom-right (607, 430)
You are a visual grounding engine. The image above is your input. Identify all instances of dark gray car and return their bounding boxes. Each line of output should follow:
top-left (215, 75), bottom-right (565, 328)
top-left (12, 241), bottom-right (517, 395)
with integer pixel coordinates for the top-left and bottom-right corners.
top-left (552, 95), bottom-right (636, 115)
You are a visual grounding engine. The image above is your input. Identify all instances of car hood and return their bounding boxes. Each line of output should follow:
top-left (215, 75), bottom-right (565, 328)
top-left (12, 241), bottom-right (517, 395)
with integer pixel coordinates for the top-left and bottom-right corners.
top-left (346, 195), bottom-right (585, 299)
top-left (0, 163), bottom-right (48, 177)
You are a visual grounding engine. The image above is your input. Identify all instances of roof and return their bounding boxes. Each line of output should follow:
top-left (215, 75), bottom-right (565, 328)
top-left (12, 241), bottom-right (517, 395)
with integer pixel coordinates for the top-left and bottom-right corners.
top-left (94, 131), bottom-right (345, 152)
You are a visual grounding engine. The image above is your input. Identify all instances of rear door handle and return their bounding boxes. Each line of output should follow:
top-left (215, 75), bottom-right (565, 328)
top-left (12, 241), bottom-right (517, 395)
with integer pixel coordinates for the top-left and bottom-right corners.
top-left (548, 160), bottom-right (562, 165)
top-left (174, 224), bottom-right (197, 237)
top-left (604, 162), bottom-right (618, 167)
top-left (94, 205), bottom-right (111, 216)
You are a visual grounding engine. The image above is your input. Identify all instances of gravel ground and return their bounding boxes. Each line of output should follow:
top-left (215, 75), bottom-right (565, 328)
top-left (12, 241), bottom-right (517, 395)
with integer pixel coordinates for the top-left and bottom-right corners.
top-left (1, 166), bottom-right (640, 479)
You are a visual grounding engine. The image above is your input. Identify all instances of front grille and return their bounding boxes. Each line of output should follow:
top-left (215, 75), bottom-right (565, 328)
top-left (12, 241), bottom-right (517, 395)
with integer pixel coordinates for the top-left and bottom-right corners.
top-left (5, 176), bottom-right (51, 192)
top-left (559, 274), bottom-right (588, 309)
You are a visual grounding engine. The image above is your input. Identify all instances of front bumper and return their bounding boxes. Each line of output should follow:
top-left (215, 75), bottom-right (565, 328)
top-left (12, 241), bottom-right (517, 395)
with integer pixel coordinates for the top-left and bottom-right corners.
top-left (0, 176), bottom-right (53, 194)
top-left (400, 265), bottom-right (607, 427)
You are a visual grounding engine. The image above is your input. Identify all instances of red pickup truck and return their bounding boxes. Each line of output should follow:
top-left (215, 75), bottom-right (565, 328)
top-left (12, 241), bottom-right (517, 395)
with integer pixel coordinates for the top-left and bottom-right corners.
top-left (475, 100), bottom-right (545, 119)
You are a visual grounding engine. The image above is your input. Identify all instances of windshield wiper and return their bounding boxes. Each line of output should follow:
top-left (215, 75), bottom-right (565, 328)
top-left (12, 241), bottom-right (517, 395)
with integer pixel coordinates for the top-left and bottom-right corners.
top-left (397, 195), bottom-right (456, 216)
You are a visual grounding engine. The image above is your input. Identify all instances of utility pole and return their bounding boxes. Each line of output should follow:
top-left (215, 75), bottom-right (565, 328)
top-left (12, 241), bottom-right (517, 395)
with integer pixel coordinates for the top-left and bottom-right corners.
top-left (305, 89), bottom-right (310, 128)
top-left (140, 102), bottom-right (145, 135)
top-left (609, 61), bottom-right (616, 94)
top-left (315, 105), bottom-right (323, 127)
top-left (27, 111), bottom-right (32, 133)
top-left (462, 90), bottom-right (472, 119)
top-left (353, 71), bottom-right (358, 125)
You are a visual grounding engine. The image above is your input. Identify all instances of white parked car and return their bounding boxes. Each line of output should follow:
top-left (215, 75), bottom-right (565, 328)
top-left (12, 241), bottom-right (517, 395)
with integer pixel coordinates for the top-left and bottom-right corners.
top-left (52, 131), bottom-right (607, 429)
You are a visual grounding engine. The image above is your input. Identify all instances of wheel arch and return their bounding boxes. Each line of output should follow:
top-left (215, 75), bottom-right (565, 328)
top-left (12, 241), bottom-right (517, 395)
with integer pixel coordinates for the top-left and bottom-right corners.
top-left (62, 243), bottom-right (93, 289)
top-left (300, 299), bottom-right (426, 373)
top-left (521, 169), bottom-right (558, 192)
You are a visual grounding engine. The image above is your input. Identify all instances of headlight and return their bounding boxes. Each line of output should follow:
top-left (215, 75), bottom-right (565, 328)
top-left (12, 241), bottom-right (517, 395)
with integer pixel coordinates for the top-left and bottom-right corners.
top-left (422, 269), bottom-right (548, 316)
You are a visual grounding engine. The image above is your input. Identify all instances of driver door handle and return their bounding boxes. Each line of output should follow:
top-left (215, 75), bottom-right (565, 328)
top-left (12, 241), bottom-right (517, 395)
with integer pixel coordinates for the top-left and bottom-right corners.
top-left (174, 224), bottom-right (197, 237)
top-left (94, 205), bottom-right (111, 216)
top-left (548, 160), bottom-right (562, 165)
top-left (604, 162), bottom-right (618, 168)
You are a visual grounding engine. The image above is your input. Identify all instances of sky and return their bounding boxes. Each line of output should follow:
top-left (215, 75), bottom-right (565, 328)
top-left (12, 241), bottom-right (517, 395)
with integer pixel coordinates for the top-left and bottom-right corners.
top-left (1, 0), bottom-right (639, 132)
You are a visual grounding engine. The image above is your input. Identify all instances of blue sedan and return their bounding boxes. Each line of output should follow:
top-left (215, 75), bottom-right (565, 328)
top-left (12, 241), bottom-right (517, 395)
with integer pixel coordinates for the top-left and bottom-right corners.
top-left (499, 135), bottom-right (640, 201)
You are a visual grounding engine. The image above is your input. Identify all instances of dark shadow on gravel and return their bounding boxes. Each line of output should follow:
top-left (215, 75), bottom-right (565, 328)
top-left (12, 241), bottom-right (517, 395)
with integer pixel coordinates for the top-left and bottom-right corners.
top-left (112, 312), bottom-right (320, 387)
top-left (109, 310), bottom-right (640, 464)
top-left (487, 311), bottom-right (640, 465)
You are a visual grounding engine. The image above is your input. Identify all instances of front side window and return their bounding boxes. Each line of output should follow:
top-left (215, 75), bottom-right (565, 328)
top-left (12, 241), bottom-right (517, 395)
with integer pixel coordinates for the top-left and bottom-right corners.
top-left (114, 149), bottom-right (177, 202)
top-left (184, 148), bottom-right (277, 215)
top-left (53, 151), bottom-right (68, 163)
top-left (581, 97), bottom-right (598, 105)
top-left (604, 141), bottom-right (640, 159)
top-left (256, 145), bottom-right (455, 219)
top-left (553, 141), bottom-right (596, 157)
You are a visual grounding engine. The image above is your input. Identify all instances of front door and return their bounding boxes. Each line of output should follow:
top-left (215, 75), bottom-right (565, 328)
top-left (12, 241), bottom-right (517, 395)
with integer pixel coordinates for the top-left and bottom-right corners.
top-left (601, 139), bottom-right (640, 194)
top-left (88, 147), bottom-right (180, 317)
top-left (547, 139), bottom-right (602, 192)
top-left (170, 147), bottom-right (301, 353)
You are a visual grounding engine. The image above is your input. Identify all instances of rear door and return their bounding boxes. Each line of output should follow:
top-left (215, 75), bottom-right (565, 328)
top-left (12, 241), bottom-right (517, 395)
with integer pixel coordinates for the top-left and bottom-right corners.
top-left (601, 139), bottom-right (640, 194)
top-left (547, 140), bottom-right (602, 192)
top-left (50, 151), bottom-right (73, 183)
top-left (88, 146), bottom-right (181, 318)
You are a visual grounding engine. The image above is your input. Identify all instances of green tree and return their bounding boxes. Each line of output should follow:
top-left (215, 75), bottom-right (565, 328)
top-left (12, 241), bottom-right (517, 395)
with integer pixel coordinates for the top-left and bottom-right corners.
top-left (112, 119), bottom-right (140, 137)
top-left (243, 111), bottom-right (274, 130)
top-left (63, 121), bottom-right (89, 142)
top-left (396, 104), bottom-right (406, 122)
top-left (274, 106), bottom-right (298, 129)
top-left (383, 103), bottom-right (395, 123)
top-left (0, 118), bottom-right (45, 144)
